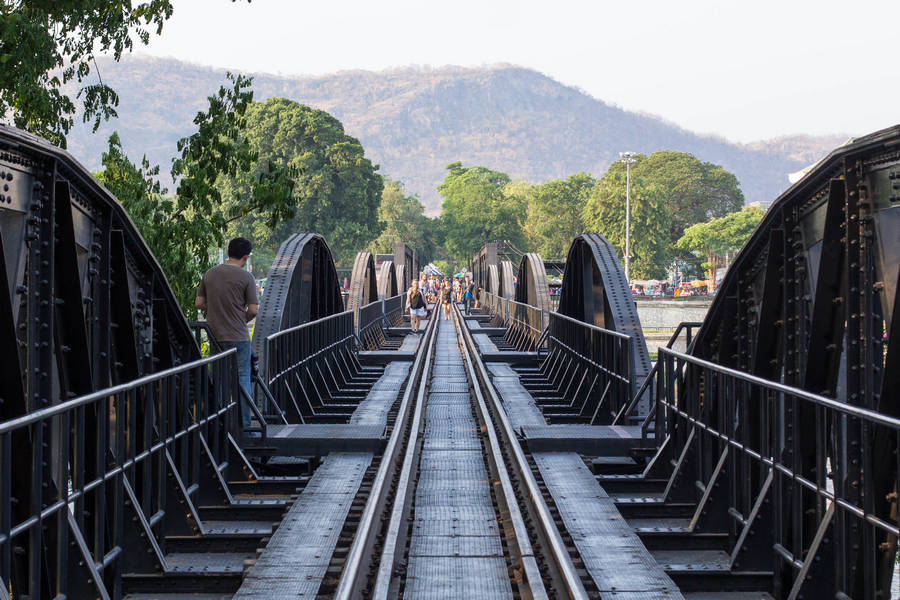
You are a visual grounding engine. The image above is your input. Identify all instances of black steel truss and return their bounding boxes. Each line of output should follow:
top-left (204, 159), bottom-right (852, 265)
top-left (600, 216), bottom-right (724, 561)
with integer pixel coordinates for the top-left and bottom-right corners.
top-left (251, 233), bottom-right (343, 371)
top-left (347, 251), bottom-right (379, 328)
top-left (558, 233), bottom-right (652, 400)
top-left (0, 123), bottom-right (300, 599)
top-left (515, 252), bottom-right (552, 312)
top-left (628, 125), bottom-right (900, 599)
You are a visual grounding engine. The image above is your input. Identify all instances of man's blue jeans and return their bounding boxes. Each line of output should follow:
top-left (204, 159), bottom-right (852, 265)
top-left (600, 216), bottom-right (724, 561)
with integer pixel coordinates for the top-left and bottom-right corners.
top-left (221, 340), bottom-right (253, 429)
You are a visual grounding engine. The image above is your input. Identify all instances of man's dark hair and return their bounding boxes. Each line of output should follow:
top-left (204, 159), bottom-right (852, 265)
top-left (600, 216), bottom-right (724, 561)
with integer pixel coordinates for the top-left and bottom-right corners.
top-left (227, 237), bottom-right (252, 259)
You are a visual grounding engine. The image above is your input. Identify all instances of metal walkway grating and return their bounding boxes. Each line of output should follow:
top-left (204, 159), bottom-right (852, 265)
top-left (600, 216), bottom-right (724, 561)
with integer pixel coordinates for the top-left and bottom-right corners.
top-left (489, 360), bottom-right (684, 599)
top-left (403, 318), bottom-right (513, 599)
top-left (232, 452), bottom-right (372, 598)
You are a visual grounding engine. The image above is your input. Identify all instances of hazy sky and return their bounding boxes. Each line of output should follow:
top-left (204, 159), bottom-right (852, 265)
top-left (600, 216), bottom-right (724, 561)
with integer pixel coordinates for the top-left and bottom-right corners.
top-left (135, 0), bottom-right (898, 143)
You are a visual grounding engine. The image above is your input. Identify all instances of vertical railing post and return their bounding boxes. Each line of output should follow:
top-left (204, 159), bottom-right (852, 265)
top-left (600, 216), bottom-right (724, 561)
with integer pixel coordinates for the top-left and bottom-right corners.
top-left (0, 431), bottom-right (9, 588)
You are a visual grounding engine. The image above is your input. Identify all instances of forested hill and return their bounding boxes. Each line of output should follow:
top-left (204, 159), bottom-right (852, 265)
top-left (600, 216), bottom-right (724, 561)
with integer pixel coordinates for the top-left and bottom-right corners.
top-left (65, 56), bottom-right (845, 214)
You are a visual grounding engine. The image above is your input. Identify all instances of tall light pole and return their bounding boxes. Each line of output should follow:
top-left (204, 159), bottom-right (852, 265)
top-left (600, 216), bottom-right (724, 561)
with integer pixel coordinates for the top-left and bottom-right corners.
top-left (619, 152), bottom-right (637, 283)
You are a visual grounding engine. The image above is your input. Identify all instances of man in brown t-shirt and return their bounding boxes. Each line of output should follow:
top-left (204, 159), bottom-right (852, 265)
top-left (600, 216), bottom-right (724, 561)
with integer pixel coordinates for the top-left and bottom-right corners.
top-left (196, 237), bottom-right (259, 430)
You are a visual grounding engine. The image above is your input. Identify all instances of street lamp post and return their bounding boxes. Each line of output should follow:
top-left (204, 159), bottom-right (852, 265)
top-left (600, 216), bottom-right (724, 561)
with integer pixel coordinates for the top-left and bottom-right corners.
top-left (619, 152), bottom-right (637, 283)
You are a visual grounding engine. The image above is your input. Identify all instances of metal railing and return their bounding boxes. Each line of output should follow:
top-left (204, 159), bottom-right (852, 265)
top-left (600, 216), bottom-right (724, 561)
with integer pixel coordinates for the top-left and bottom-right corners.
top-left (542, 311), bottom-right (634, 422)
top-left (265, 311), bottom-right (361, 422)
top-left (549, 293), bottom-right (560, 312)
top-left (612, 321), bottom-right (703, 427)
top-left (358, 299), bottom-right (387, 350)
top-left (650, 345), bottom-right (900, 598)
top-left (189, 321), bottom-right (284, 428)
top-left (384, 292), bottom-right (405, 326)
top-left (481, 291), bottom-right (634, 423)
top-left (0, 351), bottom-right (244, 599)
top-left (482, 291), bottom-right (508, 327)
top-left (506, 298), bottom-right (546, 351)
top-left (358, 293), bottom-right (407, 350)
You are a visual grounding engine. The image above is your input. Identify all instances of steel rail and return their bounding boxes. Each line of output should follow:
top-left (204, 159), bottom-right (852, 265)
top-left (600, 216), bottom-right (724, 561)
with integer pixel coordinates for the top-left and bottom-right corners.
top-left (454, 303), bottom-right (590, 600)
top-left (452, 306), bottom-right (552, 599)
top-left (333, 309), bottom-right (439, 599)
top-left (370, 307), bottom-right (439, 597)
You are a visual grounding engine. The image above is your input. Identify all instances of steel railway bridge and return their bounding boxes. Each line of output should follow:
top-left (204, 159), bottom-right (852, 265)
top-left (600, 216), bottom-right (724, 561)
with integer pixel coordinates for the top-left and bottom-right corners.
top-left (0, 123), bottom-right (898, 599)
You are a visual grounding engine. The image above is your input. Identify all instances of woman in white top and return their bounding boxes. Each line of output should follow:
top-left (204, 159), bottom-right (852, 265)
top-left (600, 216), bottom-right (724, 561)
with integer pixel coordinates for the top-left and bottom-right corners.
top-left (406, 279), bottom-right (427, 333)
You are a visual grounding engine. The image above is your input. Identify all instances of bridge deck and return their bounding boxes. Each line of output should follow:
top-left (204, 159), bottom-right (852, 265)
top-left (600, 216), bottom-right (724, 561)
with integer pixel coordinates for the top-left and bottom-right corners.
top-left (402, 318), bottom-right (513, 599)
top-left (487, 358), bottom-right (683, 598)
top-left (233, 353), bottom-right (413, 597)
top-left (233, 452), bottom-right (372, 598)
top-left (349, 360), bottom-right (411, 425)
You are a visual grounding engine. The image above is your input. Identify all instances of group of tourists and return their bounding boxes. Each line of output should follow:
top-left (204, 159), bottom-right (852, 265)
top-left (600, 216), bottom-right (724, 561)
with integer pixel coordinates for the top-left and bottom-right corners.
top-left (195, 238), bottom-right (489, 430)
top-left (404, 274), bottom-right (482, 329)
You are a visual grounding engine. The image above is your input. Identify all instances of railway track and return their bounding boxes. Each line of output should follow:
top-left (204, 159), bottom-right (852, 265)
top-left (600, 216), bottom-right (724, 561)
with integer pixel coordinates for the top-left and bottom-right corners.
top-left (331, 307), bottom-right (587, 599)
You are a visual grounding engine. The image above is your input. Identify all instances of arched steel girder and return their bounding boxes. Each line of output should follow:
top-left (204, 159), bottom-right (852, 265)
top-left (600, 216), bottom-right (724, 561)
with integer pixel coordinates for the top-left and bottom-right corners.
top-left (378, 260), bottom-right (398, 298)
top-left (393, 242), bottom-right (416, 291)
top-left (488, 264), bottom-right (499, 295)
top-left (674, 126), bottom-right (900, 597)
top-left (347, 251), bottom-right (379, 318)
top-left (472, 242), bottom-right (499, 292)
top-left (498, 260), bottom-right (516, 299)
top-left (0, 125), bottom-right (199, 425)
top-left (691, 129), bottom-right (899, 396)
top-left (251, 233), bottom-right (343, 359)
top-left (395, 265), bottom-right (406, 293)
top-left (558, 233), bottom-right (652, 390)
top-left (0, 125), bottom-right (206, 599)
top-left (514, 252), bottom-right (551, 312)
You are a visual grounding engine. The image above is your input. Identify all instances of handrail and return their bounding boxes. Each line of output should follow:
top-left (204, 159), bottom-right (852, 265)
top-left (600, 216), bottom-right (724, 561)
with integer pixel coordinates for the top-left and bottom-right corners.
top-left (0, 350), bottom-right (235, 434)
top-left (612, 321), bottom-right (702, 426)
top-left (549, 309), bottom-right (632, 341)
top-left (659, 345), bottom-right (900, 427)
top-left (266, 309), bottom-right (353, 341)
top-left (0, 347), bottom-right (243, 598)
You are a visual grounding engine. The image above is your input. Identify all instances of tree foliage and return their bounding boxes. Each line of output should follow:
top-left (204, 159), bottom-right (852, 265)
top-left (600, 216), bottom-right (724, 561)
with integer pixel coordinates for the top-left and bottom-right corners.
top-left (675, 205), bottom-right (764, 287)
top-left (523, 172), bottom-right (596, 259)
top-left (581, 151), bottom-right (745, 279)
top-left (638, 151), bottom-right (745, 243)
top-left (1, 1), bottom-right (175, 146)
top-left (438, 162), bottom-right (525, 263)
top-left (582, 157), bottom-right (672, 279)
top-left (97, 75), bottom-right (295, 315)
top-left (223, 97), bottom-right (383, 267)
top-left (371, 179), bottom-right (436, 265)
top-left (1, 2), bottom-right (255, 147)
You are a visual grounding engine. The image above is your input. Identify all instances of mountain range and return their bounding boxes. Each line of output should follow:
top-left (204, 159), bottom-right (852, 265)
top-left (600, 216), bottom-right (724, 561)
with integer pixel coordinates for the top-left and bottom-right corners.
top-left (64, 56), bottom-right (847, 215)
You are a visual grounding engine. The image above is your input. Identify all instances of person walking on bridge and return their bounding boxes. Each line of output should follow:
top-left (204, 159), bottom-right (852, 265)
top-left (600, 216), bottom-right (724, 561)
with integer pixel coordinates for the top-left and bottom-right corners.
top-left (406, 279), bottom-right (427, 333)
top-left (195, 237), bottom-right (259, 430)
top-left (463, 276), bottom-right (475, 315)
top-left (440, 279), bottom-right (453, 320)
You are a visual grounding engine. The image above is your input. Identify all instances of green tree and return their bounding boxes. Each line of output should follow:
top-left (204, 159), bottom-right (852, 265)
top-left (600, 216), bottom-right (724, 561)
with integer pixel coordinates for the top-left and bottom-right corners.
top-left (582, 152), bottom-right (745, 279)
top-left (371, 179), bottom-right (436, 265)
top-left (97, 75), bottom-right (295, 315)
top-left (523, 172), bottom-right (596, 258)
top-left (582, 157), bottom-right (672, 279)
top-left (223, 98), bottom-right (383, 266)
top-left (438, 162), bottom-right (526, 263)
top-left (675, 205), bottom-right (764, 289)
top-left (638, 151), bottom-right (744, 244)
top-left (0, 2), bottom-right (253, 147)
